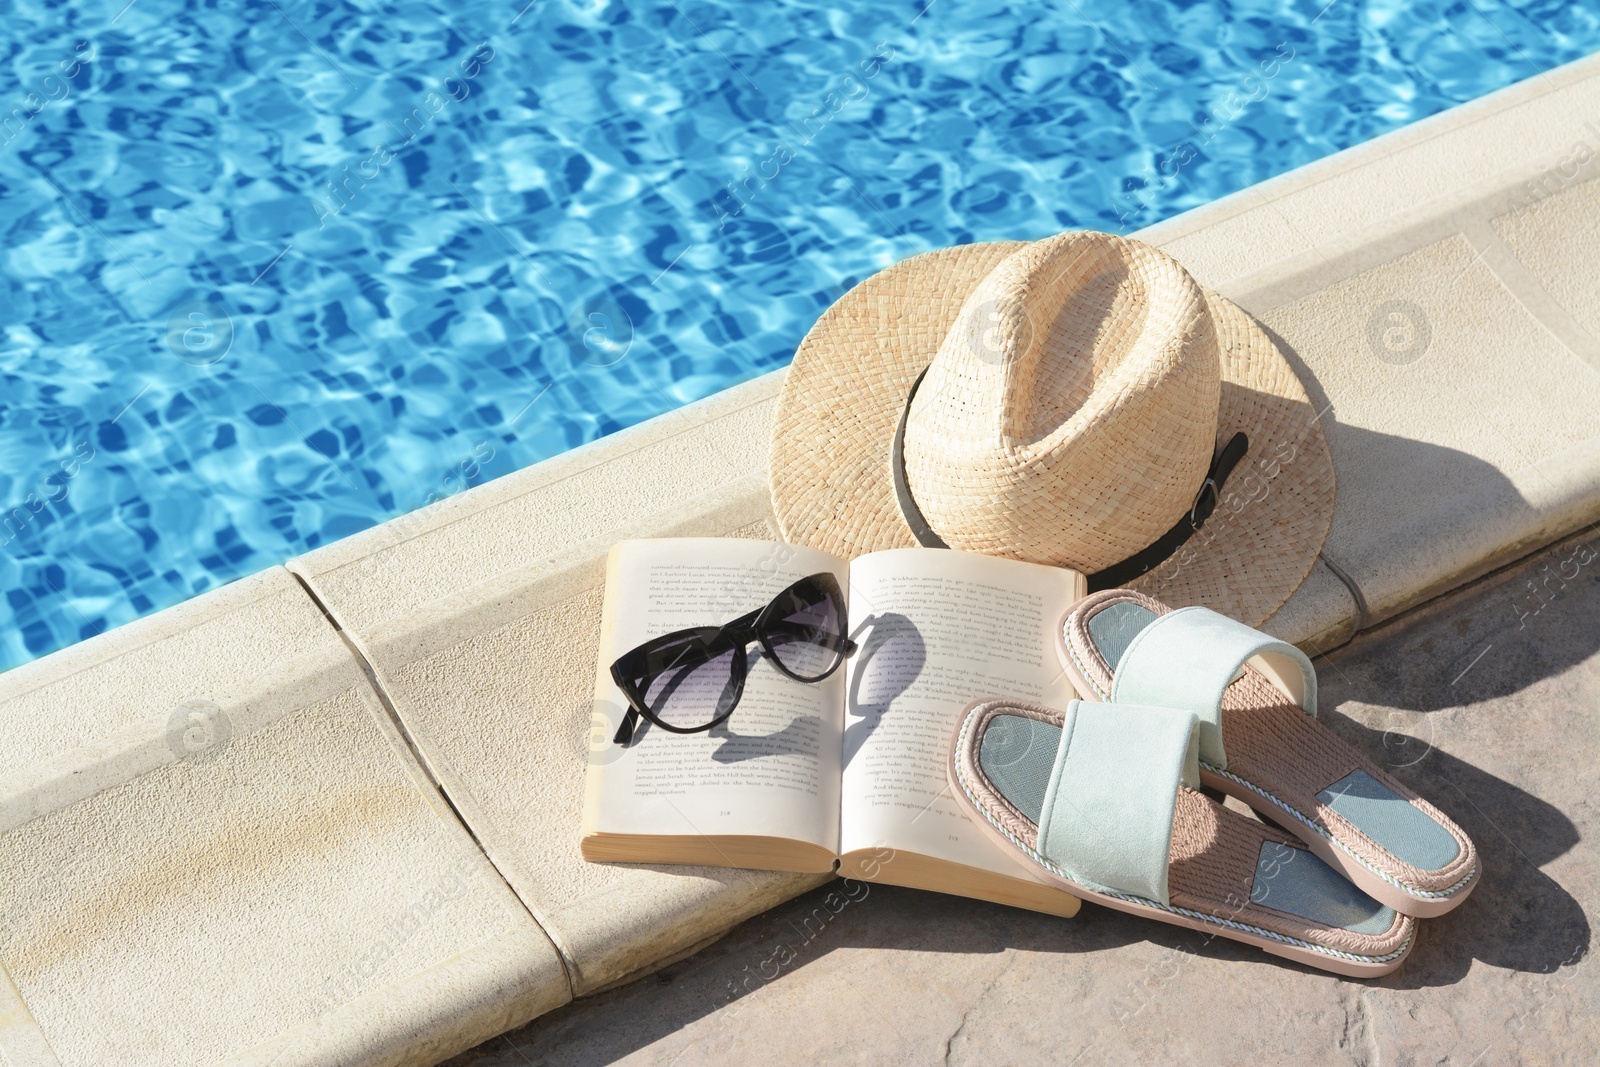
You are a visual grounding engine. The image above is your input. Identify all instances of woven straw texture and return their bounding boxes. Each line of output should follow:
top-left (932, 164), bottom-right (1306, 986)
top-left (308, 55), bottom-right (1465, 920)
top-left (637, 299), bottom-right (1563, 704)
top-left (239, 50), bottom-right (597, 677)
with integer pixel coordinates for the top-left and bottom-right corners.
top-left (771, 241), bottom-right (1024, 561)
top-left (904, 233), bottom-right (1219, 570)
top-left (769, 232), bottom-right (1335, 627)
top-left (1128, 294), bottom-right (1336, 626)
top-left (1065, 590), bottom-right (1479, 897)
top-left (953, 699), bottom-right (1412, 959)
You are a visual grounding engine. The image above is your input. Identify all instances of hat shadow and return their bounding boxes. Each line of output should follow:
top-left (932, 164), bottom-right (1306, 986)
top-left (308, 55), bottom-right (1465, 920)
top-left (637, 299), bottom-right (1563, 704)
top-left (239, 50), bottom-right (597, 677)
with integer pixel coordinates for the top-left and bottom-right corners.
top-left (1270, 314), bottom-right (1592, 981)
top-left (1255, 322), bottom-right (1592, 984)
top-left (1226, 320), bottom-right (1595, 705)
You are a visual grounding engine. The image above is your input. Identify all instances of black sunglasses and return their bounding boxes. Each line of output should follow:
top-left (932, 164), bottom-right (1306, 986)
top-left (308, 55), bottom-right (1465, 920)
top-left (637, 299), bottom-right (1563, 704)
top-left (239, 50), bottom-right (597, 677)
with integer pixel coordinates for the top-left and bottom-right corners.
top-left (609, 573), bottom-right (857, 745)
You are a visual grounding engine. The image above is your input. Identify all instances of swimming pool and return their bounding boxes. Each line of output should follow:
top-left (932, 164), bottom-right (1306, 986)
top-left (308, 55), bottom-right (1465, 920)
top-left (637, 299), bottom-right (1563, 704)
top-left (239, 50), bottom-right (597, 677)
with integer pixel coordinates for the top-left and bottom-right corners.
top-left (1, 0), bottom-right (1596, 671)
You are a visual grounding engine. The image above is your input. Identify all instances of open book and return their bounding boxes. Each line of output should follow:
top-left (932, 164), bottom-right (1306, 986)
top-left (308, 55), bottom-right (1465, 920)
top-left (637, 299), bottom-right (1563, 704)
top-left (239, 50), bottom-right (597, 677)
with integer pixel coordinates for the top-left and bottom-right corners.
top-left (581, 538), bottom-right (1087, 917)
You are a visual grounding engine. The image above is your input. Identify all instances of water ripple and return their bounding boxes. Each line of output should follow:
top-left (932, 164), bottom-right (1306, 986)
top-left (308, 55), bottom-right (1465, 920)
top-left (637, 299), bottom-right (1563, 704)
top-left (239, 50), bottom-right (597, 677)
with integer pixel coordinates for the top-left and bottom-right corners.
top-left (0, 0), bottom-right (1595, 669)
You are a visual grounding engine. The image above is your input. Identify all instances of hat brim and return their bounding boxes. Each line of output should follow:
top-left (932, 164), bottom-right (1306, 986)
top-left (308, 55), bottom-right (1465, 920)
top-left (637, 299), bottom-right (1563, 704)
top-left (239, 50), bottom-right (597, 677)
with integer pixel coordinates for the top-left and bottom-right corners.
top-left (768, 240), bottom-right (1335, 627)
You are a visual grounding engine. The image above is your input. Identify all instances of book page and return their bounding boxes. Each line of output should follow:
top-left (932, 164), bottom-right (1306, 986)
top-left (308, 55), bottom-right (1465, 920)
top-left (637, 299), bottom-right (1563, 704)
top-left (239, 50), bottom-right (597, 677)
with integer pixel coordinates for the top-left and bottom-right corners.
top-left (586, 538), bottom-right (847, 853)
top-left (839, 547), bottom-right (1083, 874)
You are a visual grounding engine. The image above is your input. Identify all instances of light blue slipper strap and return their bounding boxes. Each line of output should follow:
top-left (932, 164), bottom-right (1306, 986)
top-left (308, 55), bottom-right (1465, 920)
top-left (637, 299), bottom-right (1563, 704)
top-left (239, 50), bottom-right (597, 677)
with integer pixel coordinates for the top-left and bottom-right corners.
top-left (1036, 701), bottom-right (1199, 906)
top-left (1109, 606), bottom-right (1317, 770)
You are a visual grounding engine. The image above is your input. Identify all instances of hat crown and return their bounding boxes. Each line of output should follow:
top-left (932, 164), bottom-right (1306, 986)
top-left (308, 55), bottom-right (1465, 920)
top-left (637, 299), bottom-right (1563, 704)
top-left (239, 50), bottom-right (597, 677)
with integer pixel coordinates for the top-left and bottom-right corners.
top-left (902, 232), bottom-right (1222, 572)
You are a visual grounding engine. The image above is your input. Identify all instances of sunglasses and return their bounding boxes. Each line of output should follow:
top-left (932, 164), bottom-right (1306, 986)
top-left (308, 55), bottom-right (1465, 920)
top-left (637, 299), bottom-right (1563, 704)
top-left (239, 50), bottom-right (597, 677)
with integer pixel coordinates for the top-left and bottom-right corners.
top-left (609, 573), bottom-right (857, 745)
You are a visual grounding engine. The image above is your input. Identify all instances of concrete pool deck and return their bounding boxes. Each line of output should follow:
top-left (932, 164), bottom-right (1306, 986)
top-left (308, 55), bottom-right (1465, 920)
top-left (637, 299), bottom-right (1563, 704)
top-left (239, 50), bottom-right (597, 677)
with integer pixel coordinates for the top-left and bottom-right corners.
top-left (4, 50), bottom-right (1600, 1067)
top-left (445, 527), bottom-right (1600, 1066)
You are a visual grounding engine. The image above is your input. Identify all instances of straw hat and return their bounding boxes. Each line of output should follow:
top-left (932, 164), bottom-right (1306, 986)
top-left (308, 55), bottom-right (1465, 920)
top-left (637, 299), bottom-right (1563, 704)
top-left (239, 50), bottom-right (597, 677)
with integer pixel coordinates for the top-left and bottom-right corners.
top-left (768, 231), bottom-right (1335, 626)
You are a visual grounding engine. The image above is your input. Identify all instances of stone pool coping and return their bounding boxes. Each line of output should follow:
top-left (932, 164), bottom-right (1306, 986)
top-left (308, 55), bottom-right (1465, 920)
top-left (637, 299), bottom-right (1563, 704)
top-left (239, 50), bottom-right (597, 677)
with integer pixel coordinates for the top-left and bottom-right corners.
top-left (4, 50), bottom-right (1600, 1067)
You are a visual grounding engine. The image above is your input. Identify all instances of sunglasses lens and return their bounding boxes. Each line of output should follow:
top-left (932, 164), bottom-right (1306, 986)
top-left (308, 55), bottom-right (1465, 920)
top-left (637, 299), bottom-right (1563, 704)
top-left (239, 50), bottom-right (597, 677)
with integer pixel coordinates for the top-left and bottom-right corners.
top-left (765, 578), bottom-right (846, 681)
top-left (637, 633), bottom-right (743, 730)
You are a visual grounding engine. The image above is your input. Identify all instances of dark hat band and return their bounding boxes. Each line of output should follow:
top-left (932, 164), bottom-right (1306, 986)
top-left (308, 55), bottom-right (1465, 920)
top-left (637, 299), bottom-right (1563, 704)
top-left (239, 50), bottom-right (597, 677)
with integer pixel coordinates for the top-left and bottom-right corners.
top-left (890, 364), bottom-right (1249, 591)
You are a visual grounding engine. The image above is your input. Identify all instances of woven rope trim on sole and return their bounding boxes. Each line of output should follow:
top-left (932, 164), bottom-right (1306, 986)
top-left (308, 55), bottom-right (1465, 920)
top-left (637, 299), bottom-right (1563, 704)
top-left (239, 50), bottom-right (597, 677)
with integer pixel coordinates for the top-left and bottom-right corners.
top-left (1208, 764), bottom-right (1478, 902)
top-left (1067, 603), bottom-right (1470, 904)
top-left (952, 715), bottom-right (1413, 966)
top-left (1063, 633), bottom-right (1110, 700)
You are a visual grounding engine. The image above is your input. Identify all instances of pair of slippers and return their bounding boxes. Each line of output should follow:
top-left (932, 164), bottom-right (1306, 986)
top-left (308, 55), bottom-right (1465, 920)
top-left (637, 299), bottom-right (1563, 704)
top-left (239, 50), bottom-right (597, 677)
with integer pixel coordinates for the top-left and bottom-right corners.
top-left (949, 590), bottom-right (1478, 977)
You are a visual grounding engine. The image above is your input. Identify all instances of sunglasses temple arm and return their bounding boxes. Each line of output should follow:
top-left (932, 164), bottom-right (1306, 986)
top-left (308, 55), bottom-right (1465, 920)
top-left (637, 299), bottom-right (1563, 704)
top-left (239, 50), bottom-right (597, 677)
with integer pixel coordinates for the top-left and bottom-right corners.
top-left (612, 705), bottom-right (640, 746)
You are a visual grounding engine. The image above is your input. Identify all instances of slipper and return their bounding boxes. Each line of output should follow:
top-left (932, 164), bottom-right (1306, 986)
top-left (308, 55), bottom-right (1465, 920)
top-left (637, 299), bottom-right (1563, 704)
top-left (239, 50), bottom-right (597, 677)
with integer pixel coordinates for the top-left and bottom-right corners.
top-left (1059, 589), bottom-right (1479, 918)
top-left (949, 698), bottom-right (1415, 977)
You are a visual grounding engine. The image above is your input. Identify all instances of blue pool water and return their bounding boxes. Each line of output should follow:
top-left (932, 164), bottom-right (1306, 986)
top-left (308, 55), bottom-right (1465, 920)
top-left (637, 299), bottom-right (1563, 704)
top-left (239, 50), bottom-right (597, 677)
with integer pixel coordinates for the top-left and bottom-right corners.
top-left (1, 0), bottom-right (1597, 671)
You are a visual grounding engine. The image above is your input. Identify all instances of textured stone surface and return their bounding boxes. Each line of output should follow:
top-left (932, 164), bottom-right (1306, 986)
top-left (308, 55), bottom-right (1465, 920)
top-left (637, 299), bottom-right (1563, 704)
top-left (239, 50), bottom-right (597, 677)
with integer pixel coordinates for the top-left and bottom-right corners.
top-left (1261, 559), bottom-right (1358, 651)
top-left (1492, 174), bottom-right (1600, 347)
top-left (0, 568), bottom-right (568, 1067)
top-left (291, 469), bottom-right (827, 998)
top-left (1257, 234), bottom-right (1600, 626)
top-left (444, 530), bottom-right (1599, 1067)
